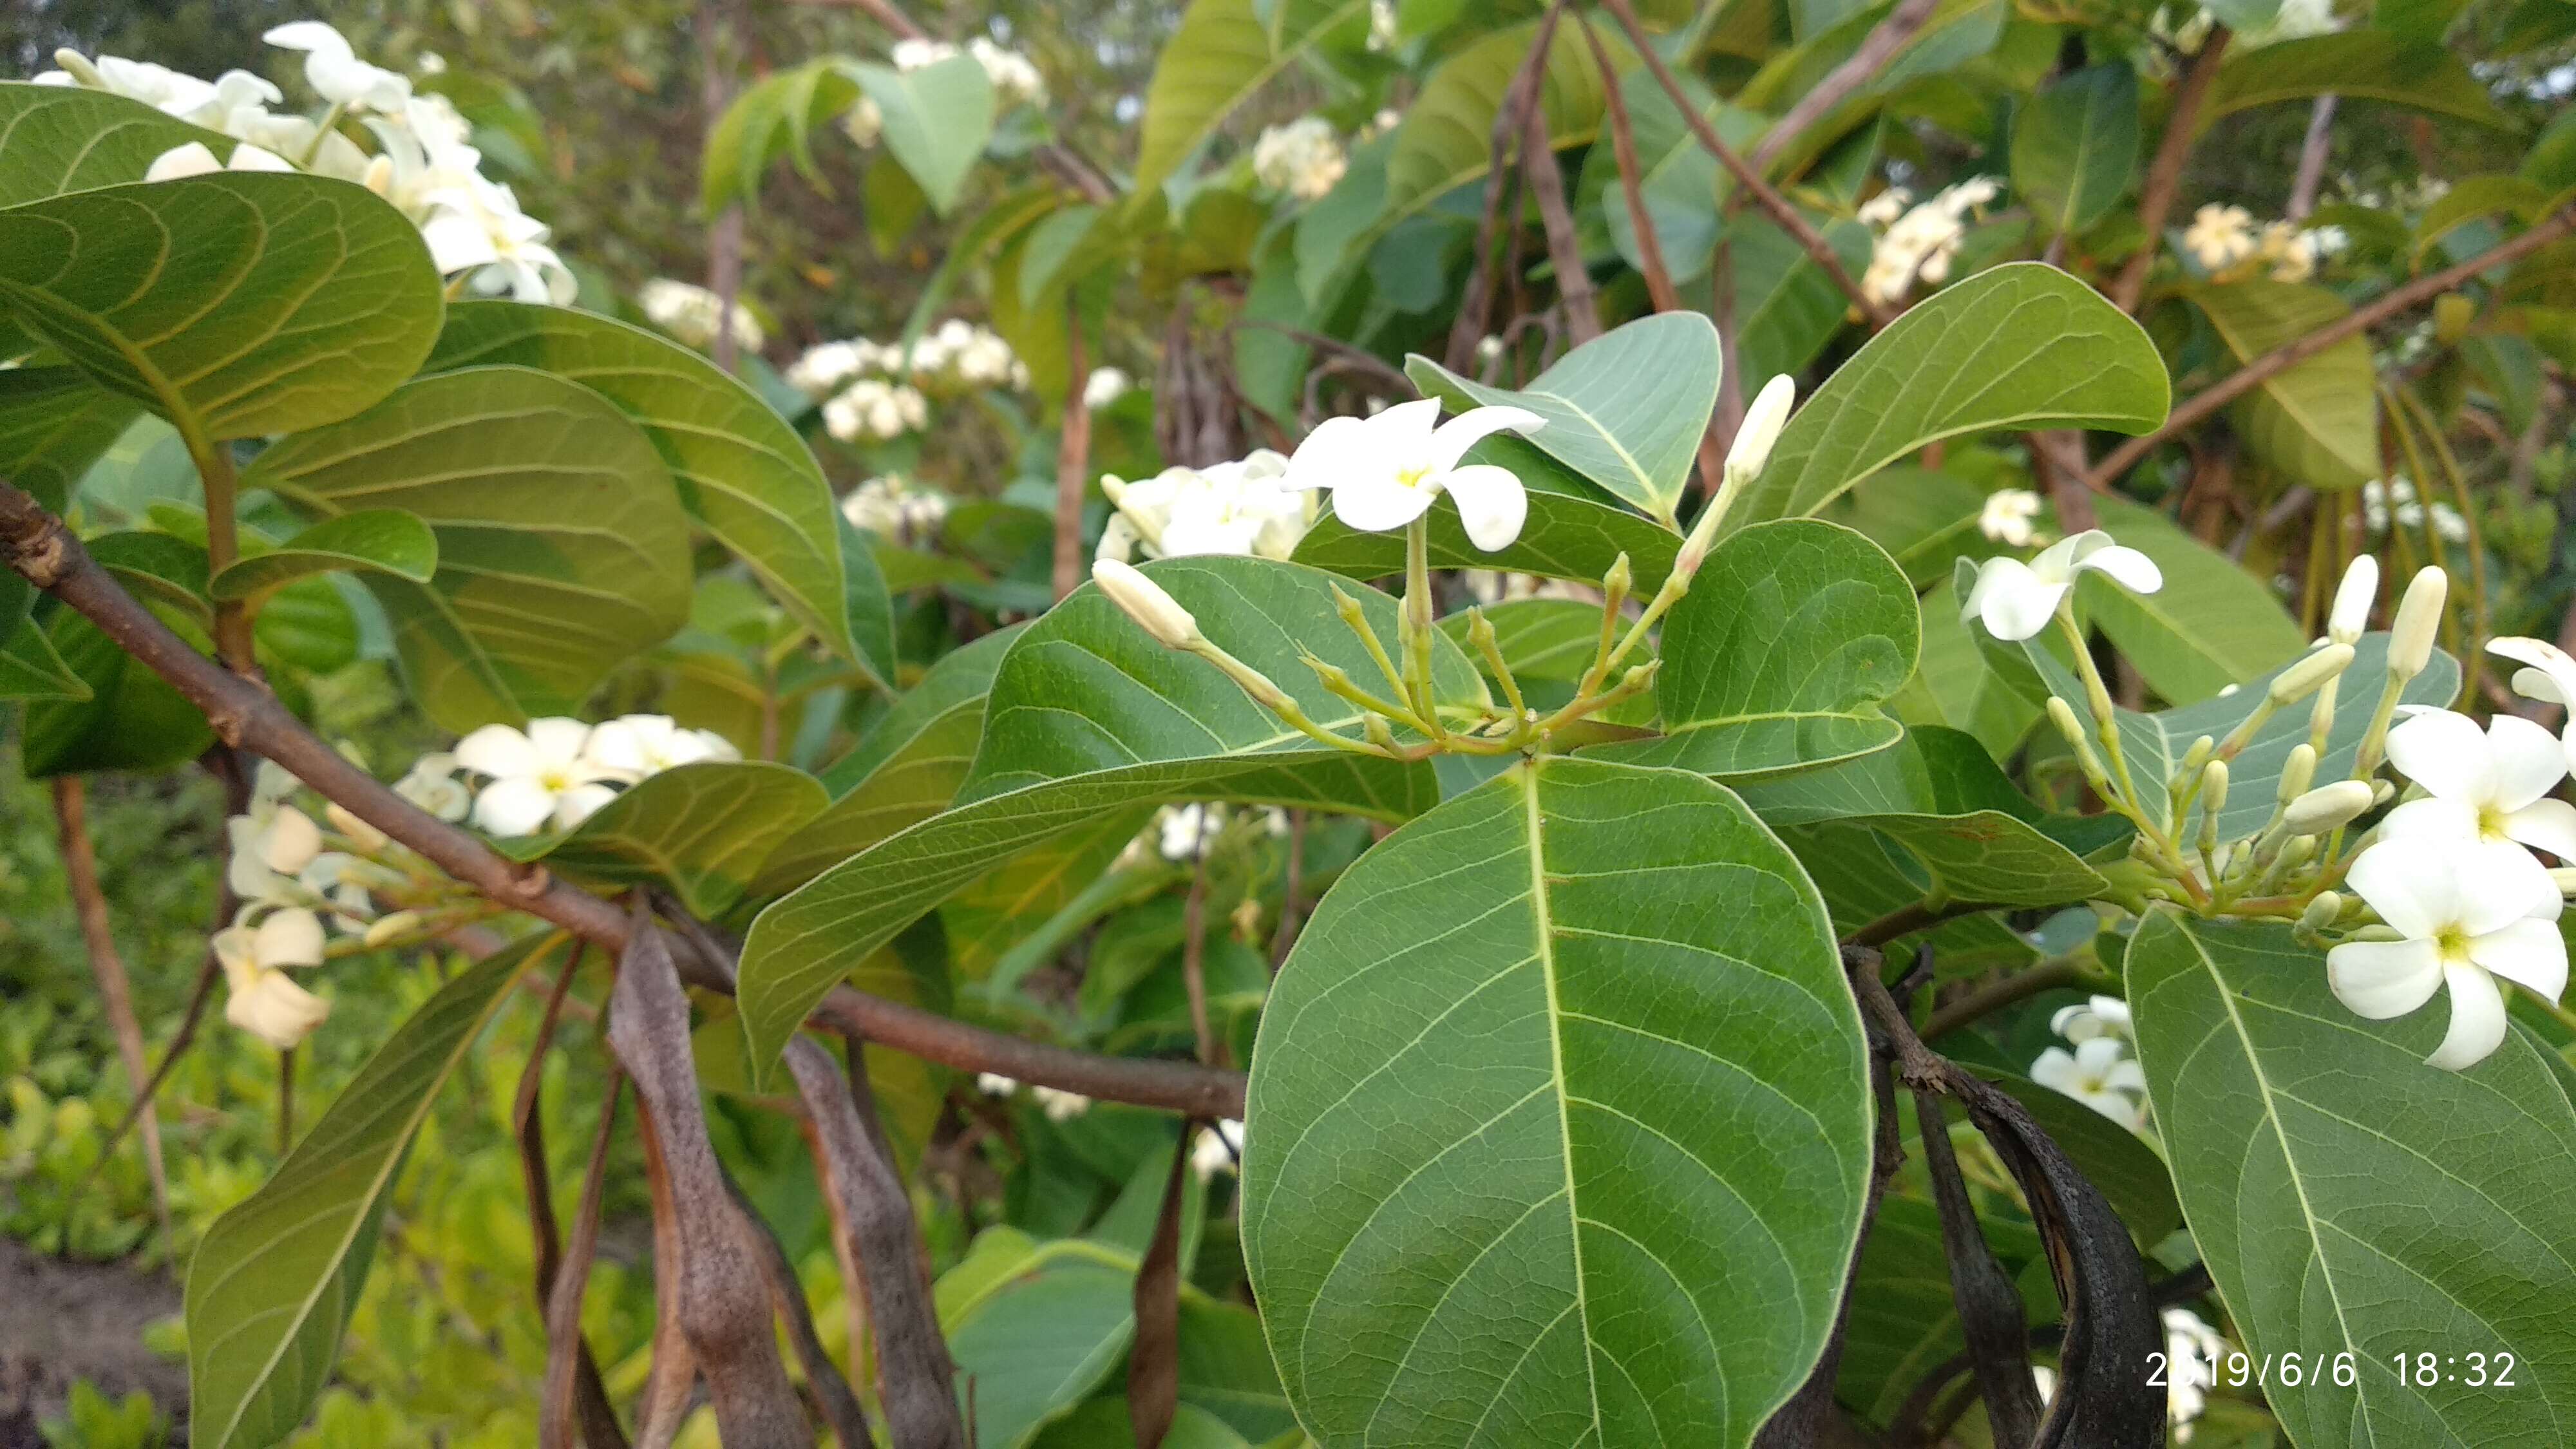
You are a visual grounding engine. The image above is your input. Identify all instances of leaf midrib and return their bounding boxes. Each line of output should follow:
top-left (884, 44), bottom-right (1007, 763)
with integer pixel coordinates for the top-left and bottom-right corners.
top-left (1520, 762), bottom-right (1607, 1438)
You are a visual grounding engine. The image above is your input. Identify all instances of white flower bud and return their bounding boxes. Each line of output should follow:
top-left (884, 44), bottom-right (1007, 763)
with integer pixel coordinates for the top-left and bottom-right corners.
top-left (2299, 890), bottom-right (2344, 931)
top-left (1727, 375), bottom-right (1796, 485)
top-left (2268, 644), bottom-right (2353, 706)
top-left (2327, 554), bottom-right (2378, 645)
top-left (2200, 759), bottom-right (2229, 817)
top-left (362, 910), bottom-right (423, 947)
top-left (226, 968), bottom-right (330, 1050)
top-left (325, 802), bottom-right (387, 853)
top-left (2552, 866), bottom-right (2576, 895)
top-left (2277, 743), bottom-right (2317, 804)
top-left (2281, 780), bottom-right (2374, 835)
top-left (263, 805), bottom-right (324, 874)
top-left (252, 907), bottom-right (327, 969)
top-left (1090, 559), bottom-right (1202, 650)
top-left (2388, 566), bottom-right (2447, 679)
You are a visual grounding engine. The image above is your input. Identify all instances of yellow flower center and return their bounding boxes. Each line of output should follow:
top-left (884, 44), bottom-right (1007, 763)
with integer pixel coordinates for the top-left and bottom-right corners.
top-left (2477, 804), bottom-right (2508, 841)
top-left (1394, 464), bottom-right (1432, 490)
top-left (539, 768), bottom-right (574, 793)
top-left (2434, 923), bottom-right (2470, 959)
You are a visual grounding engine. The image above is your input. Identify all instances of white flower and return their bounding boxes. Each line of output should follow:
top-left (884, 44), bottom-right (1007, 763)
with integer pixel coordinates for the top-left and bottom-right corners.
top-left (586, 714), bottom-right (731, 777)
top-left (144, 140), bottom-right (295, 180)
top-left (1031, 1086), bottom-right (1090, 1122)
top-left (2049, 994), bottom-right (2132, 1043)
top-left (2377, 709), bottom-right (2575, 914)
top-left (787, 341), bottom-right (873, 397)
top-left (230, 797), bottom-right (323, 878)
top-left (299, 851), bottom-right (377, 929)
top-left (1192, 1118), bottom-right (1244, 1179)
top-left (1283, 399), bottom-right (1544, 549)
top-left (2331, 837), bottom-right (2566, 1070)
top-left (1083, 366), bottom-right (1132, 410)
top-left (975, 1071), bottom-right (1017, 1096)
top-left (2163, 1308), bottom-right (2229, 1440)
top-left (2487, 637), bottom-right (2576, 773)
top-left (222, 958), bottom-right (332, 1050)
top-left (454, 719), bottom-right (623, 835)
top-left (842, 94), bottom-right (884, 147)
top-left (263, 21), bottom-right (412, 112)
top-left (1252, 117), bottom-right (1347, 201)
top-left (1961, 529), bottom-right (2163, 641)
top-left (967, 37), bottom-right (1046, 107)
top-left (1100, 451), bottom-right (1309, 562)
top-left (396, 751), bottom-right (471, 822)
top-left (2031, 1036), bottom-right (2148, 1130)
top-left (2183, 204), bottom-right (2257, 272)
top-left (1859, 178), bottom-right (1997, 303)
top-left (638, 279), bottom-right (764, 353)
top-left (1978, 489), bottom-right (2045, 547)
top-left (823, 379), bottom-right (930, 441)
top-left (418, 173), bottom-right (576, 305)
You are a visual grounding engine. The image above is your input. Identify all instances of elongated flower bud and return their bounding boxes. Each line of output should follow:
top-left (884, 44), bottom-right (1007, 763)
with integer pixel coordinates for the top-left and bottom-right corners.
top-left (2277, 743), bottom-right (2317, 803)
top-left (2299, 891), bottom-right (2344, 931)
top-left (2389, 566), bottom-right (2447, 679)
top-left (2269, 644), bottom-right (2353, 706)
top-left (2327, 555), bottom-right (2379, 645)
top-left (363, 911), bottom-right (423, 947)
top-left (2281, 780), bottom-right (2374, 835)
top-left (1092, 559), bottom-right (1200, 649)
top-left (2047, 697), bottom-right (2114, 795)
top-left (2197, 759), bottom-right (2228, 859)
top-left (1728, 375), bottom-right (1796, 486)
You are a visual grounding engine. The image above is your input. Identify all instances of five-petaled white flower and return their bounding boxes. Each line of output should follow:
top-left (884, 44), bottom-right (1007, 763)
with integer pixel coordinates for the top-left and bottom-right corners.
top-left (2378, 709), bottom-right (2575, 914)
top-left (2488, 636), bottom-right (2576, 775)
top-left (263, 21), bottom-right (411, 111)
top-left (586, 714), bottom-right (737, 779)
top-left (2329, 838), bottom-right (2568, 1070)
top-left (215, 908), bottom-right (332, 1050)
top-left (455, 718), bottom-right (623, 835)
top-left (2049, 994), bottom-right (2132, 1043)
top-left (1977, 489), bottom-right (2044, 547)
top-left (2031, 1036), bottom-right (2148, 1130)
top-left (1283, 399), bottom-right (1544, 550)
top-left (1962, 529), bottom-right (2163, 641)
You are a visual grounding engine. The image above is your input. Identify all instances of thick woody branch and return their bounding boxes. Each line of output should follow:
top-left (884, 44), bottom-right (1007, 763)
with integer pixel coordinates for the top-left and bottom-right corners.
top-left (2108, 30), bottom-right (2232, 314)
top-left (1600, 0), bottom-right (1891, 328)
top-left (2087, 207), bottom-right (2576, 489)
top-left (0, 482), bottom-right (1246, 1119)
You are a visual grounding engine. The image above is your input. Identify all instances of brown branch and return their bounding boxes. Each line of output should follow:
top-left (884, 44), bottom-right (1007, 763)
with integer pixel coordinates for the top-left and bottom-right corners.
top-left (542, 1072), bottom-right (626, 1449)
top-left (2088, 207), bottom-right (2576, 488)
top-left (1921, 958), bottom-right (2087, 1041)
top-left (1444, 2), bottom-right (1563, 372)
top-left (1522, 97), bottom-right (1599, 347)
top-left (1748, 0), bottom-right (1940, 172)
top-left (1602, 0), bottom-right (1892, 328)
top-left (0, 480), bottom-right (1246, 1119)
top-left (1125, 1136), bottom-right (1193, 1449)
top-left (2108, 30), bottom-right (2232, 314)
top-left (1844, 897), bottom-right (2003, 951)
top-left (1180, 853), bottom-right (1219, 1068)
top-left (514, 943), bottom-right (631, 1449)
top-left (52, 777), bottom-right (169, 1240)
top-left (1054, 301), bottom-right (1092, 601)
top-left (2287, 95), bottom-right (2336, 220)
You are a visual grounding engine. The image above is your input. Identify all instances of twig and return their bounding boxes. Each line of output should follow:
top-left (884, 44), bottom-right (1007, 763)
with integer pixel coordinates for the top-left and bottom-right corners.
top-left (1748, 0), bottom-right (1940, 171)
top-left (1054, 299), bottom-right (1092, 601)
top-left (2287, 95), bottom-right (2336, 220)
top-left (2109, 30), bottom-right (2233, 314)
top-left (0, 479), bottom-right (1247, 1119)
top-left (52, 777), bottom-right (169, 1240)
top-left (1125, 1133), bottom-right (1193, 1449)
top-left (1444, 1), bottom-right (1562, 371)
top-left (1845, 898), bottom-right (2002, 951)
top-left (513, 942), bottom-right (630, 1449)
top-left (1922, 958), bottom-right (2087, 1041)
top-left (1601, 0), bottom-right (1891, 328)
top-left (2088, 208), bottom-right (2576, 488)
top-left (542, 1072), bottom-right (625, 1449)
top-left (1520, 91), bottom-right (1599, 346)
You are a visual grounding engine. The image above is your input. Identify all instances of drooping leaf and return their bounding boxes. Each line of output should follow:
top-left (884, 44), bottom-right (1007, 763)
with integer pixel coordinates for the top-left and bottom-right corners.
top-left (1604, 520), bottom-right (1918, 779)
top-left (1131, 0), bottom-right (1370, 202)
top-left (2203, 32), bottom-right (2513, 131)
top-left (424, 301), bottom-right (888, 681)
top-left (852, 55), bottom-right (996, 216)
top-left (2079, 495), bottom-right (2305, 704)
top-left (185, 938), bottom-right (546, 1449)
top-left (699, 57), bottom-right (864, 213)
top-left (1244, 756), bottom-right (1872, 1447)
top-left (1727, 263), bottom-right (2168, 531)
top-left (2010, 62), bottom-right (2139, 236)
top-left (242, 365), bottom-right (694, 732)
top-left (0, 173), bottom-right (442, 440)
top-left (206, 511), bottom-right (438, 602)
top-left (0, 82), bottom-right (232, 205)
top-left (1408, 312), bottom-right (1721, 525)
top-left (2190, 280), bottom-right (2378, 491)
top-left (493, 762), bottom-right (829, 918)
top-left (2128, 913), bottom-right (2576, 1446)
top-left (736, 555), bottom-right (1479, 1086)
top-left (1292, 435), bottom-right (1681, 590)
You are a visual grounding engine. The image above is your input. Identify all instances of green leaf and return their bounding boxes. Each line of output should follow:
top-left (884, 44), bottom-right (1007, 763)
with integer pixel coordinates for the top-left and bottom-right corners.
top-left (1408, 312), bottom-right (1721, 525)
top-left (2128, 913), bottom-right (2576, 1446)
top-left (1727, 263), bottom-right (2169, 530)
top-left (1131, 0), bottom-right (1370, 202)
top-left (853, 55), bottom-right (996, 216)
top-left (1244, 757), bottom-right (1872, 1446)
top-left (185, 938), bottom-right (545, 1449)
top-left (2204, 32), bottom-right (2513, 131)
top-left (242, 366), bottom-right (694, 732)
top-left (1834, 1197), bottom-right (1969, 1424)
top-left (1174, 1298), bottom-right (1296, 1443)
top-left (2190, 280), bottom-right (2379, 491)
top-left (1768, 819), bottom-right (2042, 974)
top-left (699, 58), bottom-right (863, 213)
top-left (1291, 435), bottom-right (1681, 590)
top-left (942, 1236), bottom-right (1142, 1448)
top-left (207, 511), bottom-right (438, 602)
top-left (0, 365), bottom-right (140, 515)
top-left (1811, 467), bottom-right (1998, 589)
top-left (494, 762), bottom-right (829, 918)
top-left (2413, 175), bottom-right (2547, 263)
top-left (0, 609), bottom-right (91, 701)
top-left (23, 533), bottom-right (216, 775)
top-left (1606, 520), bottom-right (1918, 779)
top-left (736, 555), bottom-right (1478, 1086)
top-left (424, 301), bottom-right (889, 682)
top-left (2009, 62), bottom-right (2139, 236)
top-left (1577, 73), bottom-right (1746, 287)
top-left (0, 82), bottom-right (231, 206)
top-left (2081, 495), bottom-right (2305, 704)
top-left (0, 174), bottom-right (442, 441)
top-left (1727, 214), bottom-right (1878, 386)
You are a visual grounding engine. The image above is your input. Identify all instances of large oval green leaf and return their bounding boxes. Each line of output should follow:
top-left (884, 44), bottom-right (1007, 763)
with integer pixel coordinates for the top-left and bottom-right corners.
top-left (2010, 62), bottom-right (2139, 236)
top-left (243, 365), bottom-right (694, 731)
top-left (736, 554), bottom-right (1482, 1086)
top-left (0, 173), bottom-right (441, 440)
top-left (1726, 263), bottom-right (2168, 531)
top-left (2204, 32), bottom-right (2512, 131)
top-left (423, 301), bottom-right (890, 681)
top-left (493, 761), bottom-right (829, 918)
top-left (853, 55), bottom-right (995, 216)
top-left (2128, 912), bottom-right (2576, 1447)
top-left (186, 938), bottom-right (545, 1449)
top-left (0, 82), bottom-right (228, 206)
top-left (2190, 280), bottom-right (2378, 492)
top-left (1244, 755), bottom-right (1871, 1447)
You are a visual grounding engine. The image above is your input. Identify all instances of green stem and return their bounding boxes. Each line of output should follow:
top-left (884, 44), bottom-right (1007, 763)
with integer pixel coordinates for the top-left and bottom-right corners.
top-left (180, 419), bottom-right (258, 673)
top-left (297, 102), bottom-right (347, 169)
top-left (1401, 518), bottom-right (1444, 739)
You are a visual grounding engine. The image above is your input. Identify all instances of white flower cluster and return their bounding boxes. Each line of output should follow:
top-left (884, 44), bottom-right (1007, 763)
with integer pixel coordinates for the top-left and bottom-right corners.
top-left (2362, 477), bottom-right (2467, 543)
top-left (976, 1072), bottom-right (1092, 1122)
top-left (787, 323), bottom-right (1025, 440)
top-left (1134, 803), bottom-right (1289, 866)
top-left (216, 763), bottom-right (386, 1051)
top-left (2031, 996), bottom-right (2148, 1132)
top-left (1252, 117), bottom-right (1348, 202)
top-left (1098, 451), bottom-right (1316, 564)
top-left (1857, 177), bottom-right (2000, 305)
top-left (638, 278), bottom-right (764, 354)
top-left (1083, 366), bottom-right (1132, 410)
top-left (823, 378), bottom-right (931, 443)
top-left (43, 24), bottom-right (575, 304)
top-left (890, 36), bottom-right (1045, 108)
top-left (1978, 489), bottom-right (2045, 548)
top-left (840, 474), bottom-right (950, 542)
top-left (408, 715), bottom-right (740, 838)
top-left (2181, 204), bottom-right (2347, 283)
